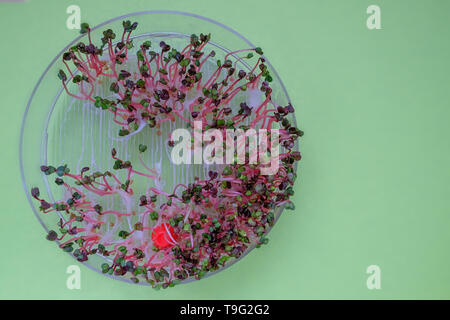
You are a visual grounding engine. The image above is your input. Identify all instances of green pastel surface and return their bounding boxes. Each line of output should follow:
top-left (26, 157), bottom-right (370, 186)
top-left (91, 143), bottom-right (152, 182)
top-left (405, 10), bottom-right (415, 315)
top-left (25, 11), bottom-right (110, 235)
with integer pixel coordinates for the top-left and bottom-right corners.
top-left (0, 0), bottom-right (449, 299)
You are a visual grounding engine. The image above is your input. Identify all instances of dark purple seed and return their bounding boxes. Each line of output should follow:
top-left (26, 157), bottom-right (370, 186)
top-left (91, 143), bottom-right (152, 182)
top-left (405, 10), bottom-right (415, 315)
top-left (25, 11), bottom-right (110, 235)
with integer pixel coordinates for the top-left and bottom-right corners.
top-left (291, 152), bottom-right (302, 161)
top-left (46, 230), bottom-right (58, 241)
top-left (85, 44), bottom-right (96, 54)
top-left (277, 106), bottom-right (286, 114)
top-left (41, 200), bottom-right (51, 210)
top-left (160, 89), bottom-right (169, 100)
top-left (208, 171), bottom-right (218, 179)
top-left (31, 187), bottom-right (40, 198)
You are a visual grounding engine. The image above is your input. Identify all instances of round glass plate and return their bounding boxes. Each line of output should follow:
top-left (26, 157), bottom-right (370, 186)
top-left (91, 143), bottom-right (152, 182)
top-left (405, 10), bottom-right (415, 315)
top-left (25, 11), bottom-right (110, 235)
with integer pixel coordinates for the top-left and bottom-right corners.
top-left (20, 11), bottom-right (299, 285)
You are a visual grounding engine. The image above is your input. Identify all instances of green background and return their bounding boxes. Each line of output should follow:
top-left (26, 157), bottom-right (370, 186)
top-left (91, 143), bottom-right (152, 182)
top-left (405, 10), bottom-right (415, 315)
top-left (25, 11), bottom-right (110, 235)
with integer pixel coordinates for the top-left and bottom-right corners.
top-left (1, 0), bottom-right (449, 299)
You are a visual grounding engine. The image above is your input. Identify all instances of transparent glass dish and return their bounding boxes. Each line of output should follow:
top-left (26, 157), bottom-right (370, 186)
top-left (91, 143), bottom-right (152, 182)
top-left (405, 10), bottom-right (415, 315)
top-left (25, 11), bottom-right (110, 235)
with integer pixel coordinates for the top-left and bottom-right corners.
top-left (20, 11), bottom-right (299, 285)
